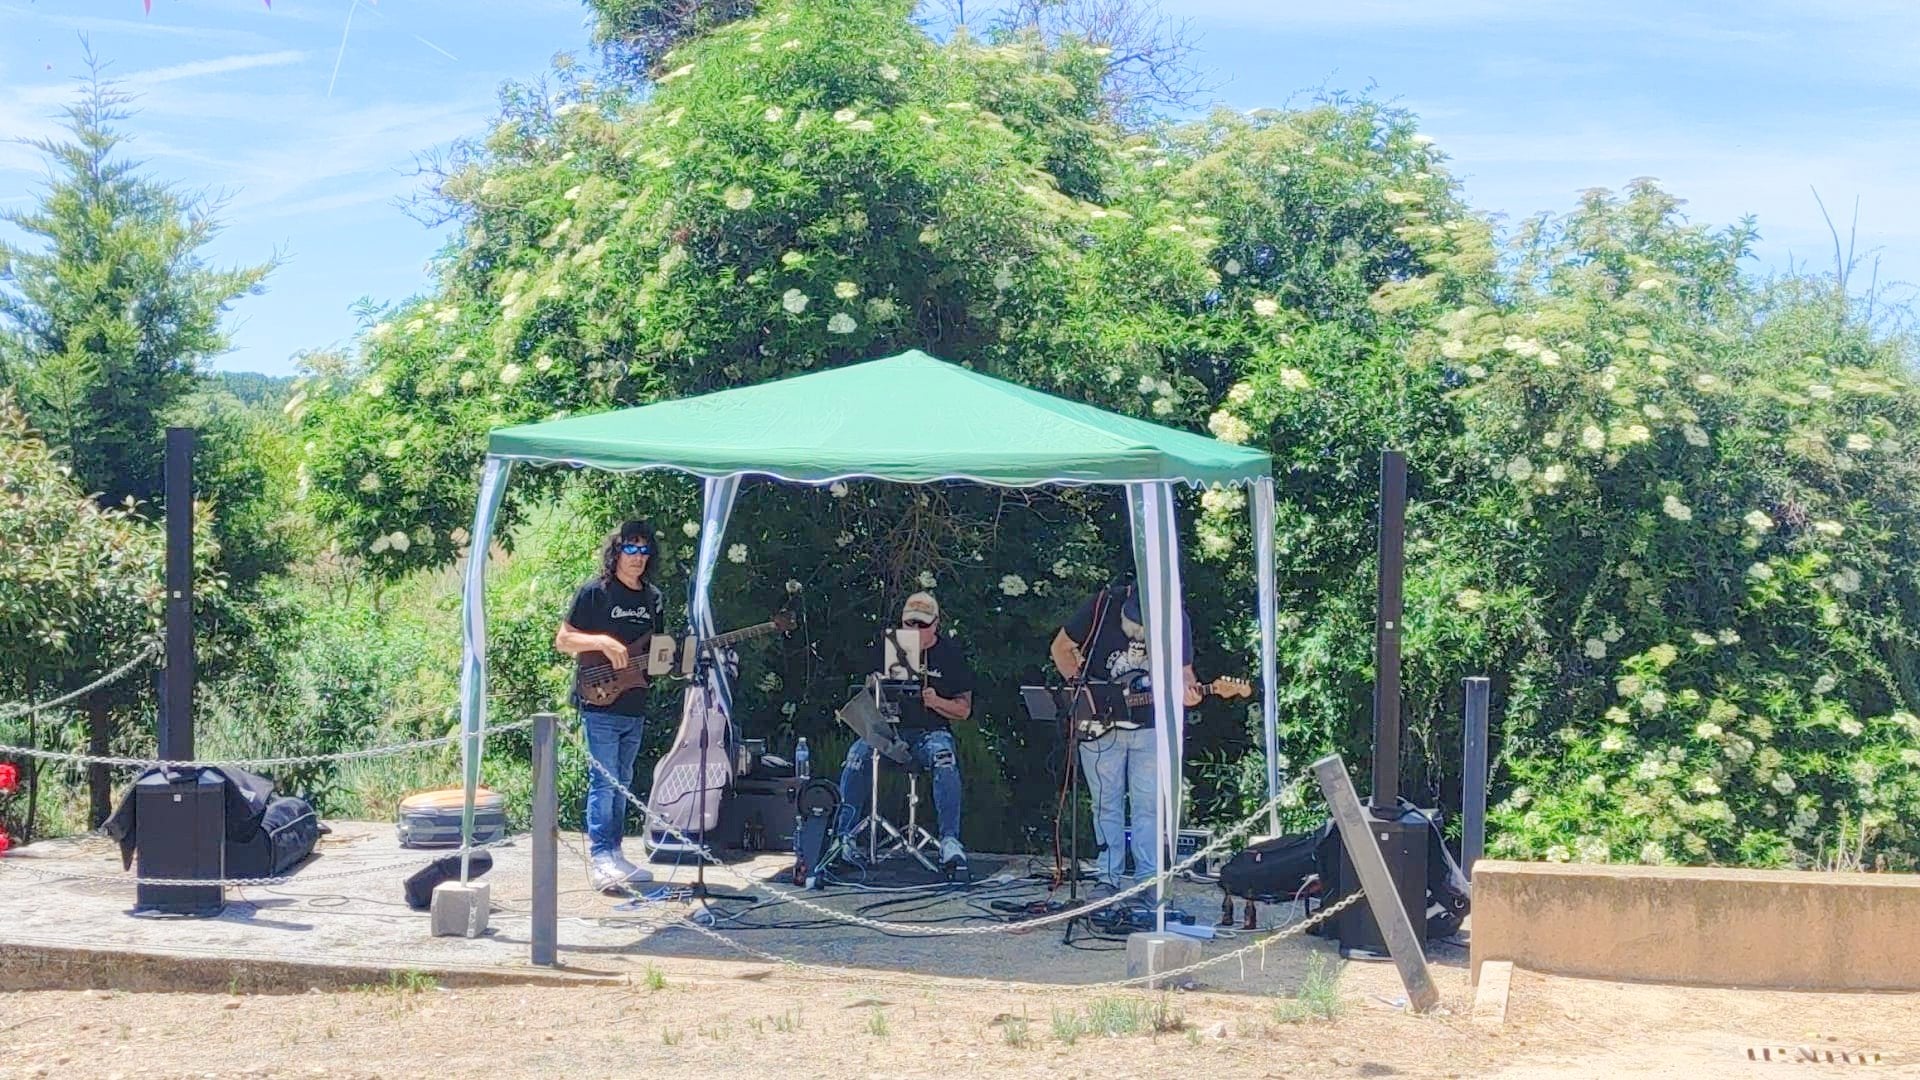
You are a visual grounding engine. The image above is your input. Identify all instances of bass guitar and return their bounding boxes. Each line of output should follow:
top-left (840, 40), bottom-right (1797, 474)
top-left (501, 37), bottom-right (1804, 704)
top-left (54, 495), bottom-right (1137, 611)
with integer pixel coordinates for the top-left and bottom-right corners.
top-left (574, 612), bottom-right (795, 708)
top-left (1070, 675), bottom-right (1252, 741)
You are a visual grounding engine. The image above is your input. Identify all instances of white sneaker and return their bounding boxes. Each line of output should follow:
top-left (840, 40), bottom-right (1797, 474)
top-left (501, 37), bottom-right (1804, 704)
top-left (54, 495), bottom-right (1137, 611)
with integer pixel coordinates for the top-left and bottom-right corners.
top-left (939, 836), bottom-right (967, 868)
top-left (591, 852), bottom-right (654, 893)
top-left (607, 850), bottom-right (654, 884)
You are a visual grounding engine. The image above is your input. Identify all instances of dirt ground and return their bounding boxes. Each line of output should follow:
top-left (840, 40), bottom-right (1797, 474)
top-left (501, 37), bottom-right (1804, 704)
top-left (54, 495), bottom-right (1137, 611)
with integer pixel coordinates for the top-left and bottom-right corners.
top-left (3, 959), bottom-right (1915, 1079)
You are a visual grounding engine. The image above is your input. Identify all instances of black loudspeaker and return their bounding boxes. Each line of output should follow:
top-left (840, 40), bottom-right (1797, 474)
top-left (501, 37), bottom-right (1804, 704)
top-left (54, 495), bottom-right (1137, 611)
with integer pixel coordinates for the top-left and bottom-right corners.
top-left (1327, 803), bottom-right (1430, 958)
top-left (790, 779), bottom-right (841, 887)
top-left (403, 850), bottom-right (495, 911)
top-left (134, 769), bottom-right (226, 916)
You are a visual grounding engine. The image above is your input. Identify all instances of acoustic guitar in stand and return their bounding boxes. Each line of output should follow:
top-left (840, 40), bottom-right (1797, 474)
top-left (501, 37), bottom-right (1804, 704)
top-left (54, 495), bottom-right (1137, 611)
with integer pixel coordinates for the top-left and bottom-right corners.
top-left (574, 613), bottom-right (795, 708)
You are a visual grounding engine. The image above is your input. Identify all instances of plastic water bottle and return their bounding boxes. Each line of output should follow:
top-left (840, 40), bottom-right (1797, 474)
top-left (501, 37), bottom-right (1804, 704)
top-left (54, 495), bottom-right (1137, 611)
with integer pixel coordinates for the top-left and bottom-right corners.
top-left (795, 737), bottom-right (811, 780)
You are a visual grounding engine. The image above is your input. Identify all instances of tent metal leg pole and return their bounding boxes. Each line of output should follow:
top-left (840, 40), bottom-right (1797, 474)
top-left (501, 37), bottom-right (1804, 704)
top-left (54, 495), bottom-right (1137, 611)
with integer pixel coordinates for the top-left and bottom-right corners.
top-left (531, 711), bottom-right (558, 966)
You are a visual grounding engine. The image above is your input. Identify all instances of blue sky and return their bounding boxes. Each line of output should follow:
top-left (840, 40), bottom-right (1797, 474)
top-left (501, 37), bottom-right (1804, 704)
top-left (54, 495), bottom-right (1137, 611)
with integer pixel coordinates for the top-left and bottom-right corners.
top-left (2, 1), bottom-right (1913, 376)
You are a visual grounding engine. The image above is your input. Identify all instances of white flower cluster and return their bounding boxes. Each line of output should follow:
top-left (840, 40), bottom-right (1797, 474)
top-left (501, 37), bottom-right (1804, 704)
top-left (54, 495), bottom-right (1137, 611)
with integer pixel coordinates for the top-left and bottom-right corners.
top-left (999, 574), bottom-right (1028, 597)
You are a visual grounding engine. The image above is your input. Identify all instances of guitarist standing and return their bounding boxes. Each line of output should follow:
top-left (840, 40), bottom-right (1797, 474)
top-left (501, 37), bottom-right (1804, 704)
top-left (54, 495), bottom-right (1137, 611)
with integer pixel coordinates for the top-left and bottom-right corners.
top-left (554, 519), bottom-right (664, 892)
top-left (1049, 585), bottom-right (1202, 893)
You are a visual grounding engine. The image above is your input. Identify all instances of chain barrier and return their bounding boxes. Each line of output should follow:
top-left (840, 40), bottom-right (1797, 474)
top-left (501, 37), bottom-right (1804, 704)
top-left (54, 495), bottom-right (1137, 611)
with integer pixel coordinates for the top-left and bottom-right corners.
top-left (0, 642), bottom-right (159, 722)
top-left (576, 727), bottom-right (1313, 939)
top-left (0, 716), bottom-right (534, 771)
top-left (0, 833), bottom-right (528, 889)
top-left (660, 882), bottom-right (1364, 994)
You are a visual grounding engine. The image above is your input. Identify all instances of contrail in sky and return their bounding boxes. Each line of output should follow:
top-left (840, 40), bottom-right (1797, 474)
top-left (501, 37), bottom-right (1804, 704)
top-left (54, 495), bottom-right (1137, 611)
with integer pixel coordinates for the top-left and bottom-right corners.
top-left (412, 34), bottom-right (459, 62)
top-left (326, 0), bottom-right (361, 98)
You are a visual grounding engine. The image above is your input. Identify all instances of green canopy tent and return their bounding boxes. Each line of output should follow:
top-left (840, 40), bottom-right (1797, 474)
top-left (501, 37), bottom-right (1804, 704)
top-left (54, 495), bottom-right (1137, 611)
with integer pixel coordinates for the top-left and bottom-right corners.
top-left (458, 350), bottom-right (1282, 930)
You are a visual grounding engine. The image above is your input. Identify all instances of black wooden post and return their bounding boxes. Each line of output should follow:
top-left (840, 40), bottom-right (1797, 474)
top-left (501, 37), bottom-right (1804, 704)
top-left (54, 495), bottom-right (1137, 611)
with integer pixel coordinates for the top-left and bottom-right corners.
top-left (162, 427), bottom-right (195, 762)
top-left (1370, 449), bottom-right (1407, 814)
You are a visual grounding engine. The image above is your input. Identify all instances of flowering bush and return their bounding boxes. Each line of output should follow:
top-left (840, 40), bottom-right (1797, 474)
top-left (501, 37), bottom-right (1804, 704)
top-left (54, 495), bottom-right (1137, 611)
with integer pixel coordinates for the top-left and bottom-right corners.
top-left (1455, 184), bottom-right (1920, 867)
top-left (291, 1), bottom-right (1920, 861)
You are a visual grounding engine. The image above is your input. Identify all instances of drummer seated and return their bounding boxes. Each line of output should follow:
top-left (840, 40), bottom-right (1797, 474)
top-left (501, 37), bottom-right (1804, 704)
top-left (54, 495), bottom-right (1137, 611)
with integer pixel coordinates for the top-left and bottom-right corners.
top-left (833, 592), bottom-right (976, 873)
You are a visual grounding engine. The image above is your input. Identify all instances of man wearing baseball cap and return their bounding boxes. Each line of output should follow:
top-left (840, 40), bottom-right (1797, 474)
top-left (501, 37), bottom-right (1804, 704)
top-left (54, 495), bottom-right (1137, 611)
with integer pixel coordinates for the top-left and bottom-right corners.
top-left (833, 591), bottom-right (978, 875)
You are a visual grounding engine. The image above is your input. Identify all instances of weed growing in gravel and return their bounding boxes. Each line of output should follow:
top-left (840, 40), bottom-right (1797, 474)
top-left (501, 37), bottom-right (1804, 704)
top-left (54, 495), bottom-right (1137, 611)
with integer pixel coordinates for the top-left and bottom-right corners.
top-left (866, 1010), bottom-right (889, 1038)
top-left (643, 964), bottom-right (666, 992)
top-left (1272, 954), bottom-right (1344, 1023)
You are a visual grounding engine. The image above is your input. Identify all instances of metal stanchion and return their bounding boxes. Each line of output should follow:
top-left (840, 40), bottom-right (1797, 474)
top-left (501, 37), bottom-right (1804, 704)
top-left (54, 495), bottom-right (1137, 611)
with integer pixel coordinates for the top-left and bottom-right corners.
top-left (1313, 753), bottom-right (1440, 1013)
top-left (531, 712), bottom-right (558, 966)
top-left (1462, 677), bottom-right (1491, 879)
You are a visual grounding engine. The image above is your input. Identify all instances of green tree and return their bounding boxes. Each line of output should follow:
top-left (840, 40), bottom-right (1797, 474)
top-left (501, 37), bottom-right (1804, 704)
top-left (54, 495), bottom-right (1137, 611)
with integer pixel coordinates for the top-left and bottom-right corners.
top-left (0, 53), bottom-right (273, 509)
top-left (0, 393), bottom-right (175, 836)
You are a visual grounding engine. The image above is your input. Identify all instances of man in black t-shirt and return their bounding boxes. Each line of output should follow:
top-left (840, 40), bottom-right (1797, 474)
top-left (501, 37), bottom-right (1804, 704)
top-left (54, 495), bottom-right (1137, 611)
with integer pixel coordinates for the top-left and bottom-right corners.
top-left (554, 519), bottom-right (666, 893)
top-left (833, 592), bottom-right (976, 874)
top-left (1049, 584), bottom-right (1202, 890)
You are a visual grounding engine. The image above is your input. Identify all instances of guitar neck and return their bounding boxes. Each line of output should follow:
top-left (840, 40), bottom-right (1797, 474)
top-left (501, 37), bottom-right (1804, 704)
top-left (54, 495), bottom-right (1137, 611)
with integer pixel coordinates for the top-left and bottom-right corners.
top-left (1123, 684), bottom-right (1234, 709)
top-left (699, 620), bottom-right (780, 651)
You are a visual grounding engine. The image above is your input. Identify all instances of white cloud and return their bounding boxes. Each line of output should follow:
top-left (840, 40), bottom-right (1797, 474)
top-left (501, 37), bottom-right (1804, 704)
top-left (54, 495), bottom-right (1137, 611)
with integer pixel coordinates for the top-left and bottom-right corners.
top-left (126, 50), bottom-right (307, 87)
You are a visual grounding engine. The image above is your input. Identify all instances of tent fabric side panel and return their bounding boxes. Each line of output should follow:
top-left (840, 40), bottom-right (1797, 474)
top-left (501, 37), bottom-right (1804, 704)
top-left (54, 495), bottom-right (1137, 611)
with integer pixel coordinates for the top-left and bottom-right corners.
top-left (1126, 481), bottom-right (1186, 927)
top-left (1253, 476), bottom-right (1281, 832)
top-left (687, 475), bottom-right (743, 725)
top-left (458, 456), bottom-right (513, 881)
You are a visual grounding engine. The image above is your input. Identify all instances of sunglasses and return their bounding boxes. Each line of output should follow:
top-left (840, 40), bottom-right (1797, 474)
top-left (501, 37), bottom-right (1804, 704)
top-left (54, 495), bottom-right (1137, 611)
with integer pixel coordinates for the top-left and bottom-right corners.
top-left (902, 614), bottom-right (936, 628)
top-left (618, 542), bottom-right (653, 557)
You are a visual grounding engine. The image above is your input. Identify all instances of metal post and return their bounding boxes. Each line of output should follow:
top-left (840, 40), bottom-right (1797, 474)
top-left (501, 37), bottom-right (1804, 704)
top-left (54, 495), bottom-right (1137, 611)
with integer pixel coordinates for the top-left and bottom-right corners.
top-left (1370, 450), bottom-right (1406, 815)
top-left (162, 427), bottom-right (196, 761)
top-left (1462, 677), bottom-right (1490, 879)
top-left (1313, 754), bottom-right (1439, 1013)
top-left (531, 712), bottom-right (558, 966)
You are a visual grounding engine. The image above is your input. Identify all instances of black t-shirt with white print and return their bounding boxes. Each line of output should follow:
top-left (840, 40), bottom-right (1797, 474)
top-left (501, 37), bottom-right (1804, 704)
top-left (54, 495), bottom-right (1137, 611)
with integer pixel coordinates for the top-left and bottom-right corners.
top-left (870, 635), bottom-right (977, 734)
top-left (1059, 585), bottom-right (1192, 728)
top-left (567, 575), bottom-right (665, 716)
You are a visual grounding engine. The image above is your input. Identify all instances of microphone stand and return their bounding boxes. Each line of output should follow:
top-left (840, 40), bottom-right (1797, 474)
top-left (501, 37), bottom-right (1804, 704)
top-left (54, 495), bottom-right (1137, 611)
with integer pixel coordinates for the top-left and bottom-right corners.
top-left (687, 643), bottom-right (755, 913)
top-left (1058, 587), bottom-right (1114, 946)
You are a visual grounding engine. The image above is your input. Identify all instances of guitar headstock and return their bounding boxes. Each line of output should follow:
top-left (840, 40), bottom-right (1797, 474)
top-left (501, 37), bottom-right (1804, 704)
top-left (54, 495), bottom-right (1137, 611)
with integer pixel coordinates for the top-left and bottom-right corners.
top-left (770, 611), bottom-right (796, 633)
top-left (1210, 676), bottom-right (1254, 700)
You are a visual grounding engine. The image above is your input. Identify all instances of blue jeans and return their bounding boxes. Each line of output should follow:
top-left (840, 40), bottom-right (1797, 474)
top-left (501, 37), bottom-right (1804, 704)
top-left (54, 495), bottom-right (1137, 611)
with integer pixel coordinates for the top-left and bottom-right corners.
top-left (582, 708), bottom-right (646, 856)
top-left (1079, 725), bottom-right (1158, 886)
top-left (834, 729), bottom-right (962, 842)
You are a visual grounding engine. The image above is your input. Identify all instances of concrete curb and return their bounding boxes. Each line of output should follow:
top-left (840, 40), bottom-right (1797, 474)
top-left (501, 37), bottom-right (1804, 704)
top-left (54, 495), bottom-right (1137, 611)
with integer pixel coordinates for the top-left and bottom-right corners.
top-left (0, 938), bottom-right (626, 994)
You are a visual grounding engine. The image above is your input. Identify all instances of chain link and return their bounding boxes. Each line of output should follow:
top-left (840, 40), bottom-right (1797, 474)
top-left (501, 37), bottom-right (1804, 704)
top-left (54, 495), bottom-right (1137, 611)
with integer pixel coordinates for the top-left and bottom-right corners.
top-left (0, 833), bottom-right (527, 889)
top-left (577, 728), bottom-right (1311, 938)
top-left (0, 642), bottom-right (159, 722)
top-left (0, 716), bottom-right (534, 771)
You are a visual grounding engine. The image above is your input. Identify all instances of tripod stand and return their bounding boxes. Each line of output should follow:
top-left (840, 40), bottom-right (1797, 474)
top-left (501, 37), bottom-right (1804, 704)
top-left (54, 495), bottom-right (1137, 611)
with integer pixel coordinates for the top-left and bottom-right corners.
top-left (681, 651), bottom-right (755, 912)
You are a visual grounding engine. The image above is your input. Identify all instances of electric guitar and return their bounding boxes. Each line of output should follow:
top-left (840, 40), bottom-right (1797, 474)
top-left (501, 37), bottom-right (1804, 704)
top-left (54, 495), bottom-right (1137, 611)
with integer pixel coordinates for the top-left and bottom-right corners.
top-left (574, 612), bottom-right (795, 708)
top-left (1069, 675), bottom-right (1253, 740)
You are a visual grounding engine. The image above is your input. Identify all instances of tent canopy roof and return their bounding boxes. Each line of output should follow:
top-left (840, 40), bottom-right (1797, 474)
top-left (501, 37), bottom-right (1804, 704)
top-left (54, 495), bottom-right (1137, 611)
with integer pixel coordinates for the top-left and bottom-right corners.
top-left (486, 350), bottom-right (1270, 487)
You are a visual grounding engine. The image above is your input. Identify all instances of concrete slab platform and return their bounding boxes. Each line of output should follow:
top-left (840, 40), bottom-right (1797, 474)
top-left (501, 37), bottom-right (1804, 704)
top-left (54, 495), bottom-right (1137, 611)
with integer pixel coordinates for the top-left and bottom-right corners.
top-left (0, 821), bottom-right (1462, 995)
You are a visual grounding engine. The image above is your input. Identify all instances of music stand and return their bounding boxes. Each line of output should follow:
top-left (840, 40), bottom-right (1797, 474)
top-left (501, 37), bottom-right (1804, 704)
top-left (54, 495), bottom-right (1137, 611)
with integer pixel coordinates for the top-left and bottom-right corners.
top-left (839, 676), bottom-right (939, 872)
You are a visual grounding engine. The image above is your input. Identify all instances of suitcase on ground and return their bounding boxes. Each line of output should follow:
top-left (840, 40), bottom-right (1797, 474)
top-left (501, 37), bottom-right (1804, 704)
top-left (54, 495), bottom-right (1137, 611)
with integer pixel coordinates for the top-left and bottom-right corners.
top-left (397, 787), bottom-right (507, 848)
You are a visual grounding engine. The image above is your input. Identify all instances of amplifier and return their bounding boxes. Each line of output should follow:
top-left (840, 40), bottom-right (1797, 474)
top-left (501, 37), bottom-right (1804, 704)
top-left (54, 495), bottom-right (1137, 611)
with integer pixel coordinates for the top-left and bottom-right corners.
top-left (715, 776), bottom-right (802, 852)
top-left (1175, 828), bottom-right (1219, 876)
top-left (134, 768), bottom-right (226, 916)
